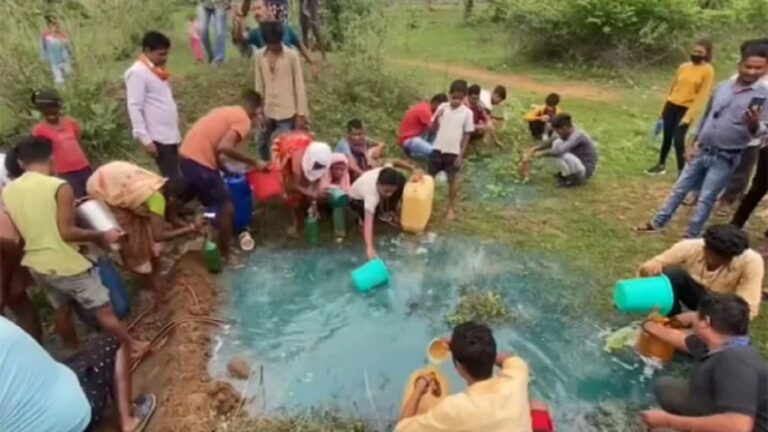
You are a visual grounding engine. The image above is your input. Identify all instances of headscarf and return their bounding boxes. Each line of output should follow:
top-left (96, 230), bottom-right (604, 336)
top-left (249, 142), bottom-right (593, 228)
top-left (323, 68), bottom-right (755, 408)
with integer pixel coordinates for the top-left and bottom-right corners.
top-left (86, 161), bottom-right (167, 210)
top-left (301, 142), bottom-right (332, 183)
top-left (319, 153), bottom-right (351, 193)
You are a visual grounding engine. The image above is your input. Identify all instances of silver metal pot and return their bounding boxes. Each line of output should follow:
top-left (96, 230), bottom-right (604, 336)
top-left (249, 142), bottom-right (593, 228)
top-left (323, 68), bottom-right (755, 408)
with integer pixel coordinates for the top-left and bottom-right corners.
top-left (76, 198), bottom-right (121, 232)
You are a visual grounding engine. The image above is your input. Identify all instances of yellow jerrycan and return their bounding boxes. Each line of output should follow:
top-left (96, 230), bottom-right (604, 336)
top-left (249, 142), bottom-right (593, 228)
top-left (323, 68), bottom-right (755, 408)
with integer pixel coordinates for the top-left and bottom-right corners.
top-left (401, 174), bottom-right (434, 233)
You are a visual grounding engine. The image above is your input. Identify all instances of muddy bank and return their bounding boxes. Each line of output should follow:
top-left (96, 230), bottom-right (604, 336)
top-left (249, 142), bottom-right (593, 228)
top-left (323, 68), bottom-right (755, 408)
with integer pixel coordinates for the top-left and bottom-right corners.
top-left (99, 254), bottom-right (239, 432)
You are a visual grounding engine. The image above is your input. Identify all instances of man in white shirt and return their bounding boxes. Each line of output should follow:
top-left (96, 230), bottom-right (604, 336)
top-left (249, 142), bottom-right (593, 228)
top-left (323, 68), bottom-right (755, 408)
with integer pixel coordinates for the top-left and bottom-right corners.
top-left (124, 31), bottom-right (182, 179)
top-left (428, 79), bottom-right (474, 221)
top-left (348, 167), bottom-right (406, 259)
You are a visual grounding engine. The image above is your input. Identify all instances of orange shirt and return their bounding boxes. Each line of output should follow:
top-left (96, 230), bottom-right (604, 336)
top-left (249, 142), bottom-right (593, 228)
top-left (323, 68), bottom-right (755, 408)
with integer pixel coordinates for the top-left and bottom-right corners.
top-left (180, 106), bottom-right (252, 170)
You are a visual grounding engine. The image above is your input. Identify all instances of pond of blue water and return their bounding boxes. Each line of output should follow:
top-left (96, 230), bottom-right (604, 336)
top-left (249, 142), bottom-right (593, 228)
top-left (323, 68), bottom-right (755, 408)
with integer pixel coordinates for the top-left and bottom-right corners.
top-left (210, 234), bottom-right (655, 431)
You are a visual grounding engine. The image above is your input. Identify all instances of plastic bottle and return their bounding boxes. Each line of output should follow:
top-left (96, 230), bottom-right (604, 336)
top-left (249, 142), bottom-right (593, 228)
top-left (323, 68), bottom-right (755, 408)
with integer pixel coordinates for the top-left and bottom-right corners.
top-left (305, 202), bottom-right (320, 244)
top-left (332, 207), bottom-right (346, 241)
top-left (204, 239), bottom-right (223, 273)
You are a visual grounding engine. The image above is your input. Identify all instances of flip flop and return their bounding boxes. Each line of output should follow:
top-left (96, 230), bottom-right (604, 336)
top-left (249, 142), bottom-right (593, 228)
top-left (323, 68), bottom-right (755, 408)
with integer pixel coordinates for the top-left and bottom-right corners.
top-left (633, 223), bottom-right (660, 234)
top-left (131, 393), bottom-right (157, 432)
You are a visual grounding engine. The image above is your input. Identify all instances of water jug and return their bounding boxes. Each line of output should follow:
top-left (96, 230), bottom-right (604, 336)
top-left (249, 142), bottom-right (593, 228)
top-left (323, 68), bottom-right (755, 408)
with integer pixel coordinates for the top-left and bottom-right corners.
top-left (351, 258), bottom-right (390, 292)
top-left (614, 275), bottom-right (674, 315)
top-left (75, 257), bottom-right (131, 329)
top-left (76, 198), bottom-right (121, 232)
top-left (401, 175), bottom-right (435, 234)
top-left (204, 239), bottom-right (223, 273)
top-left (224, 175), bottom-right (253, 234)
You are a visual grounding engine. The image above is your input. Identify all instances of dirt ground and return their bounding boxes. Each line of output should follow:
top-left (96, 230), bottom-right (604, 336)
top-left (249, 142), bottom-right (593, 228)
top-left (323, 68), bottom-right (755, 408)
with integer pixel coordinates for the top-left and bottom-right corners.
top-left (96, 255), bottom-right (240, 432)
top-left (394, 58), bottom-right (621, 102)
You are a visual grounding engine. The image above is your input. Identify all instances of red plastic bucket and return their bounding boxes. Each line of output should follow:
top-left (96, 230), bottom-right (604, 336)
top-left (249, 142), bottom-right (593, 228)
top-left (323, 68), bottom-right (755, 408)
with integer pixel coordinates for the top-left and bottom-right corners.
top-left (247, 166), bottom-right (283, 202)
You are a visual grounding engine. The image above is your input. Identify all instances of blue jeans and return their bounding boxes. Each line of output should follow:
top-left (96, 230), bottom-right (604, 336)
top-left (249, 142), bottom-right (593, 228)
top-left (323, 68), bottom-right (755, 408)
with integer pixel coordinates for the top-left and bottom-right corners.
top-left (258, 118), bottom-right (296, 161)
top-left (652, 146), bottom-right (742, 238)
top-left (198, 5), bottom-right (228, 64)
top-left (403, 131), bottom-right (436, 160)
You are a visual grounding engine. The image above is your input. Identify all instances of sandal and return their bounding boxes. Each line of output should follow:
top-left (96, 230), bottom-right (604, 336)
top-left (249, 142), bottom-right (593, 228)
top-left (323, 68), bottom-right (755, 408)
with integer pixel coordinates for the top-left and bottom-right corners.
top-left (633, 222), bottom-right (660, 234)
top-left (131, 393), bottom-right (157, 432)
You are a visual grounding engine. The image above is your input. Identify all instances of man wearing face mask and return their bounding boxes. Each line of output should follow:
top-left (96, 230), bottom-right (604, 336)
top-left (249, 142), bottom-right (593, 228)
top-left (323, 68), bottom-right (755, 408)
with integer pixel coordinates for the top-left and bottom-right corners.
top-left (646, 40), bottom-right (715, 176)
top-left (637, 44), bottom-right (768, 239)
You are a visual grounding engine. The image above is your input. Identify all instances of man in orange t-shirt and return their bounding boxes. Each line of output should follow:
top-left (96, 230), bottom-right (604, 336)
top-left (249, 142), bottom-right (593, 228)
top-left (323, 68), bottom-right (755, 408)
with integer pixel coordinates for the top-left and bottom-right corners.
top-left (180, 90), bottom-right (265, 265)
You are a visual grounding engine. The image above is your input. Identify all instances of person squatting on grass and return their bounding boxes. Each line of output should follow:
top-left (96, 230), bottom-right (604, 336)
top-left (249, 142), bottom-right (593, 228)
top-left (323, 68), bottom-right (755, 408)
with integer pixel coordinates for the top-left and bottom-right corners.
top-left (637, 44), bottom-right (768, 238)
top-left (398, 93), bottom-right (449, 161)
top-left (639, 294), bottom-right (767, 432)
top-left (523, 113), bottom-right (599, 188)
top-left (637, 224), bottom-right (764, 322)
top-left (523, 93), bottom-right (562, 141)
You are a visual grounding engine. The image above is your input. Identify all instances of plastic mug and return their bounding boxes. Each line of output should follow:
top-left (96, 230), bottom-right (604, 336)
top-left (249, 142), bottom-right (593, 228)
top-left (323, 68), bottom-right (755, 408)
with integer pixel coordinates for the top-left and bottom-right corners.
top-left (351, 258), bottom-right (390, 292)
top-left (426, 338), bottom-right (450, 365)
top-left (239, 232), bottom-right (255, 251)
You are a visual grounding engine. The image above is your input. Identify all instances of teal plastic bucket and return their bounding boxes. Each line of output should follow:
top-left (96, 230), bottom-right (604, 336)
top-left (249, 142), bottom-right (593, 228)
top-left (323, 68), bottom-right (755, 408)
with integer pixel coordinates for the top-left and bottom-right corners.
top-left (613, 275), bottom-right (674, 315)
top-left (351, 258), bottom-right (390, 292)
top-left (328, 188), bottom-right (349, 208)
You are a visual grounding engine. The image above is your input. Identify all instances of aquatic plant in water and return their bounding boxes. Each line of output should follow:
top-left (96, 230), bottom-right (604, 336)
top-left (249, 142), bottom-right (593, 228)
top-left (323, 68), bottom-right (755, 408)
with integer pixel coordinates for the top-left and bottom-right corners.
top-left (444, 290), bottom-right (515, 328)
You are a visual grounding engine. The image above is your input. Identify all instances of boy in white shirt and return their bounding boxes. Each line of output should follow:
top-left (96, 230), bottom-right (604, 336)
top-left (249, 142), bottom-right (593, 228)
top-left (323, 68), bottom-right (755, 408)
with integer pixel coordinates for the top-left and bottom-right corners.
top-left (429, 80), bottom-right (475, 220)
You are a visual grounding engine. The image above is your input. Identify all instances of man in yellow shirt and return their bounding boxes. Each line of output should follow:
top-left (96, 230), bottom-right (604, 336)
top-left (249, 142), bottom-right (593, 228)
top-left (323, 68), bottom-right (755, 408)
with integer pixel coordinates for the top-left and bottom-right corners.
top-left (637, 224), bottom-right (763, 321)
top-left (395, 322), bottom-right (554, 432)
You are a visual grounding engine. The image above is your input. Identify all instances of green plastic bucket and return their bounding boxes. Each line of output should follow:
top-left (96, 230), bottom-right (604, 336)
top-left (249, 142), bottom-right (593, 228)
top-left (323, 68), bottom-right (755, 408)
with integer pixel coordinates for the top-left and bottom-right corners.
top-left (351, 258), bottom-right (390, 292)
top-left (613, 275), bottom-right (674, 315)
top-left (328, 188), bottom-right (349, 208)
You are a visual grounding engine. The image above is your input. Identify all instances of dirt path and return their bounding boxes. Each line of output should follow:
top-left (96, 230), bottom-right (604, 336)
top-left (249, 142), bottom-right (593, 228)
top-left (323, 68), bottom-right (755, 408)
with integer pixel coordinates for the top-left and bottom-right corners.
top-left (96, 255), bottom-right (239, 432)
top-left (395, 58), bottom-right (621, 102)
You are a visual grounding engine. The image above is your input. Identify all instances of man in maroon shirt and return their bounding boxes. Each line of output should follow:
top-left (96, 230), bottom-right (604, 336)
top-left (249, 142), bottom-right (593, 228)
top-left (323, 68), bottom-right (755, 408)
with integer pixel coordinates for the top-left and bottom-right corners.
top-left (398, 93), bottom-right (447, 160)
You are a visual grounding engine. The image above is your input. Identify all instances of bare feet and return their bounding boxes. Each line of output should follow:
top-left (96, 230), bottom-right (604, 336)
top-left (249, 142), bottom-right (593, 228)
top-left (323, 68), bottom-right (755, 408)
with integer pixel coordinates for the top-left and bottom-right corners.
top-left (286, 226), bottom-right (299, 239)
top-left (121, 416), bottom-right (141, 432)
top-left (446, 209), bottom-right (456, 221)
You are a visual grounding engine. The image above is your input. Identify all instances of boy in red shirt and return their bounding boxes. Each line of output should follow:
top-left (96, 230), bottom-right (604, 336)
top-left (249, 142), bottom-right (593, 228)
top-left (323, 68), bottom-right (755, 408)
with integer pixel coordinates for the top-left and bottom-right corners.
top-left (398, 93), bottom-right (448, 160)
top-left (31, 89), bottom-right (92, 198)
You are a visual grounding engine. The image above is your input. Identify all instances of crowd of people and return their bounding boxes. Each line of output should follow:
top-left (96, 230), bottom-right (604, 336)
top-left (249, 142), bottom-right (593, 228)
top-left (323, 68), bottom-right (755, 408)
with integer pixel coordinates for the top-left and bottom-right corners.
top-left (1, 1), bottom-right (768, 431)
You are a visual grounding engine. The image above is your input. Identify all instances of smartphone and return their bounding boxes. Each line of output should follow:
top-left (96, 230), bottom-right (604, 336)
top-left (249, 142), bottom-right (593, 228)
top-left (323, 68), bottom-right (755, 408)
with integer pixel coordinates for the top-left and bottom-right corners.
top-left (749, 96), bottom-right (766, 111)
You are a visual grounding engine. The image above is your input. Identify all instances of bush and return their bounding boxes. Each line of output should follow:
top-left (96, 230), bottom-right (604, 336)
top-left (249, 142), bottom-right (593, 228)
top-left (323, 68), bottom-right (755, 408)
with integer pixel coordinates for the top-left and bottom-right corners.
top-left (502, 0), bottom-right (703, 65)
top-left (0, 0), bottom-right (171, 161)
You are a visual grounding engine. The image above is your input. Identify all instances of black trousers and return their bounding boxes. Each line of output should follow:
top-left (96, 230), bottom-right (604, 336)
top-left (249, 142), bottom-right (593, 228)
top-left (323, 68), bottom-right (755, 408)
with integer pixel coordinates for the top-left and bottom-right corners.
top-left (528, 121), bottom-right (546, 140)
top-left (663, 267), bottom-right (708, 316)
top-left (155, 143), bottom-right (180, 180)
top-left (732, 146), bottom-right (768, 231)
top-left (658, 102), bottom-right (689, 173)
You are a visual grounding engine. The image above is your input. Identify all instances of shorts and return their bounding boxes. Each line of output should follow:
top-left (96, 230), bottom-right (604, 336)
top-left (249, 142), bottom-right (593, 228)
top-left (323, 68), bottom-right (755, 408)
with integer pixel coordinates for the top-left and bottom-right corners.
top-left (31, 267), bottom-right (110, 310)
top-left (428, 150), bottom-right (459, 178)
top-left (65, 335), bottom-right (120, 428)
top-left (531, 409), bottom-right (555, 432)
top-left (180, 157), bottom-right (231, 209)
top-left (60, 166), bottom-right (94, 199)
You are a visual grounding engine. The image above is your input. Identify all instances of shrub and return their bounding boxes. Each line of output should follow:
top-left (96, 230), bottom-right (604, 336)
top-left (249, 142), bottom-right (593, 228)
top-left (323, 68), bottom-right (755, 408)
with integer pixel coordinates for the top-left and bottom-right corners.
top-left (502, 0), bottom-right (703, 65)
top-left (0, 0), bottom-right (171, 161)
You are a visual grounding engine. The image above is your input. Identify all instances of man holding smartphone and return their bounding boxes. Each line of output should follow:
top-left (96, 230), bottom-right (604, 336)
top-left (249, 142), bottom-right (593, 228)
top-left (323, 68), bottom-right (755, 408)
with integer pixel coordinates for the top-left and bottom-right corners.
top-left (637, 44), bottom-right (768, 239)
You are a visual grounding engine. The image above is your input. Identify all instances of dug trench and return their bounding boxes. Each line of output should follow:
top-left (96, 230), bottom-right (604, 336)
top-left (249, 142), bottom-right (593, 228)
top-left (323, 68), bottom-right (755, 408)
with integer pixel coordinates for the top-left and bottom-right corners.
top-left (95, 255), bottom-right (240, 432)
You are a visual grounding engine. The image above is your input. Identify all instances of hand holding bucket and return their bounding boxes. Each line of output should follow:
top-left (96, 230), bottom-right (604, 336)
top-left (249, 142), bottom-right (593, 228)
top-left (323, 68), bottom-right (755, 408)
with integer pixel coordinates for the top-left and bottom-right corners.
top-left (351, 258), bottom-right (390, 292)
top-left (613, 275), bottom-right (674, 316)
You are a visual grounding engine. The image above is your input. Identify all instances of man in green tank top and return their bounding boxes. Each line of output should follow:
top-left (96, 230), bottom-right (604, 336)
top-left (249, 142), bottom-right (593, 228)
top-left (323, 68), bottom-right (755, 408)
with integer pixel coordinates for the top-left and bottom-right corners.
top-left (2, 137), bottom-right (149, 360)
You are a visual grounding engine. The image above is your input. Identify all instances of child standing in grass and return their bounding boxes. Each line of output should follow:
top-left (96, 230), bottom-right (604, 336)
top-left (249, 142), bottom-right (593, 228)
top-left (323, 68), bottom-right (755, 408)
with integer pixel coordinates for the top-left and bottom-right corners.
top-left (31, 89), bottom-right (92, 198)
top-left (188, 14), bottom-right (205, 63)
top-left (40, 15), bottom-right (73, 86)
top-left (429, 79), bottom-right (474, 221)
